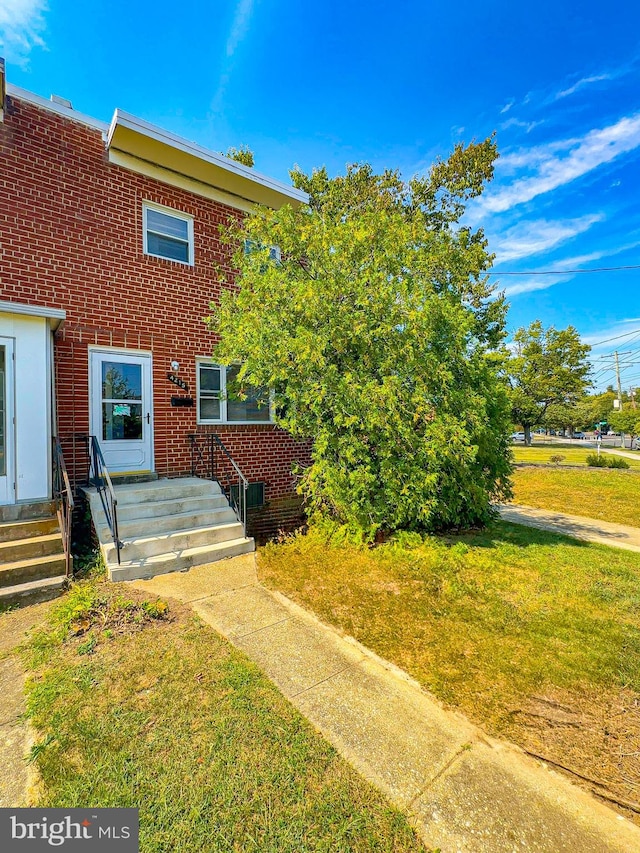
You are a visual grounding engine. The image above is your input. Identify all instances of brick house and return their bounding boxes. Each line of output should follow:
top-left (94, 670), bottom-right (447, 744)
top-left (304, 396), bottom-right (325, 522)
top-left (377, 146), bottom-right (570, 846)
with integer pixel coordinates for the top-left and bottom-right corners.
top-left (0, 60), bottom-right (311, 596)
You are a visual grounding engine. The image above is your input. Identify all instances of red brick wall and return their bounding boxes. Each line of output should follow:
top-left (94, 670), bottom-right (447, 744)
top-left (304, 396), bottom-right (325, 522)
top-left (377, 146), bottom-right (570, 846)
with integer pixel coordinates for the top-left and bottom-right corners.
top-left (0, 94), bottom-right (311, 536)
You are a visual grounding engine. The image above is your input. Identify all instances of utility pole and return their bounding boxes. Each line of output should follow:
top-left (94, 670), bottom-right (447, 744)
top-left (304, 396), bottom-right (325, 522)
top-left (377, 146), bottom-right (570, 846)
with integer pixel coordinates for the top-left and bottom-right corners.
top-left (615, 350), bottom-right (623, 410)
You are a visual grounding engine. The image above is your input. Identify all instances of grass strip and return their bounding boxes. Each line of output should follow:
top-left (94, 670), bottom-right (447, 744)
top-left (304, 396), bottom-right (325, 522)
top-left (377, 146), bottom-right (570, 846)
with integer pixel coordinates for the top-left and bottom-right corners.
top-left (22, 580), bottom-right (426, 853)
top-left (259, 522), bottom-right (640, 724)
top-left (512, 445), bottom-right (640, 468)
top-left (511, 467), bottom-right (640, 526)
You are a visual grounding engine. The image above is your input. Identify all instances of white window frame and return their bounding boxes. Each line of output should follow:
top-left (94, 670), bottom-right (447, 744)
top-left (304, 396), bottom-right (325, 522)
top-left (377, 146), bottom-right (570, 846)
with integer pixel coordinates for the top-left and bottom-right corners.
top-left (244, 239), bottom-right (281, 263)
top-left (196, 359), bottom-right (273, 425)
top-left (143, 201), bottom-right (194, 265)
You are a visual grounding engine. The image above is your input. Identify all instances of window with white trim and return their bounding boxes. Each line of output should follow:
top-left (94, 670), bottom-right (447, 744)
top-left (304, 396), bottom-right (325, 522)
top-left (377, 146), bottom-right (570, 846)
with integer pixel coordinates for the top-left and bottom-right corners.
top-left (197, 361), bottom-right (272, 424)
top-left (244, 239), bottom-right (281, 263)
top-left (143, 202), bottom-right (194, 264)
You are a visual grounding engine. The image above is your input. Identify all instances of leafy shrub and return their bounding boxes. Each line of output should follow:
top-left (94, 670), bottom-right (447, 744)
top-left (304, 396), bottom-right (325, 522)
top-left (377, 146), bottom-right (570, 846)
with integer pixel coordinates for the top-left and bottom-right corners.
top-left (586, 453), bottom-right (630, 469)
top-left (549, 455), bottom-right (565, 465)
top-left (606, 456), bottom-right (630, 469)
top-left (586, 453), bottom-right (607, 467)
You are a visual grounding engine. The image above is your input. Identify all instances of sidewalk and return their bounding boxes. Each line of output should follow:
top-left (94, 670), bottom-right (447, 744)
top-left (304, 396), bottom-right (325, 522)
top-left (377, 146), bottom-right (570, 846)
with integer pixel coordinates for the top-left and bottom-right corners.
top-left (133, 555), bottom-right (640, 853)
top-left (0, 601), bottom-right (53, 807)
top-left (498, 504), bottom-right (640, 552)
top-left (599, 446), bottom-right (640, 462)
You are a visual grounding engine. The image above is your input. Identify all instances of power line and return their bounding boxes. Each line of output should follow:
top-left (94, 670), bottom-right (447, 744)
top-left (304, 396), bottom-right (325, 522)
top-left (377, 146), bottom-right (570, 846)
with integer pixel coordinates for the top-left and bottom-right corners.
top-left (488, 264), bottom-right (640, 276)
top-left (588, 327), bottom-right (640, 347)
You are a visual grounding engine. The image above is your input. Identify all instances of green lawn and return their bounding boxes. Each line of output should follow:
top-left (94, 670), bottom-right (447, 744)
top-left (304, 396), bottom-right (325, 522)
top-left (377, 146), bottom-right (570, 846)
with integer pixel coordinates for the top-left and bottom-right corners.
top-left (512, 444), bottom-right (640, 469)
top-left (511, 466), bottom-right (640, 526)
top-left (259, 523), bottom-right (640, 815)
top-left (22, 581), bottom-right (425, 853)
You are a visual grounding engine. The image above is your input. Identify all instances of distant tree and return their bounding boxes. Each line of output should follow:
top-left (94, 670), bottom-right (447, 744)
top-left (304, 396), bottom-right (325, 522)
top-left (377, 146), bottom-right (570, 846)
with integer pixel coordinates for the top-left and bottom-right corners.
top-left (583, 389), bottom-right (617, 427)
top-left (225, 145), bottom-right (255, 167)
top-left (210, 143), bottom-right (513, 537)
top-left (544, 401), bottom-right (582, 434)
top-left (508, 321), bottom-right (591, 445)
top-left (609, 406), bottom-right (640, 445)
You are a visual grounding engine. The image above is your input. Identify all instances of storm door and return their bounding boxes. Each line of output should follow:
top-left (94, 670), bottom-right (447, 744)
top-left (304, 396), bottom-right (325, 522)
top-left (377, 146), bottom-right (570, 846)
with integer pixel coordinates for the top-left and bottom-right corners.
top-left (90, 351), bottom-right (153, 473)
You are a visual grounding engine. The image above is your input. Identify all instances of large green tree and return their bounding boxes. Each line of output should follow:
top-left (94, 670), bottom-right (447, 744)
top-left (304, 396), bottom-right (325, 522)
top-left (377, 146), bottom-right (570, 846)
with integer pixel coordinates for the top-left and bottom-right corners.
top-left (609, 405), bottom-right (640, 446)
top-left (508, 322), bottom-right (591, 444)
top-left (210, 143), bottom-right (513, 536)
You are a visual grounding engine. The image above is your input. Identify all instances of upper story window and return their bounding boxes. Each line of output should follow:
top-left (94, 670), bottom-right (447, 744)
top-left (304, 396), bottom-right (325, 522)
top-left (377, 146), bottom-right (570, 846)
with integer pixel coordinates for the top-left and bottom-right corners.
top-left (244, 239), bottom-right (281, 264)
top-left (143, 202), bottom-right (194, 265)
top-left (197, 361), bottom-right (272, 424)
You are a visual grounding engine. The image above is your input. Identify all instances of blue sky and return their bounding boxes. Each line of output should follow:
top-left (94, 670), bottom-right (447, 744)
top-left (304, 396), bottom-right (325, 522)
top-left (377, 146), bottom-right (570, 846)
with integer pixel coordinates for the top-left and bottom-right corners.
top-left (2, 0), bottom-right (640, 391)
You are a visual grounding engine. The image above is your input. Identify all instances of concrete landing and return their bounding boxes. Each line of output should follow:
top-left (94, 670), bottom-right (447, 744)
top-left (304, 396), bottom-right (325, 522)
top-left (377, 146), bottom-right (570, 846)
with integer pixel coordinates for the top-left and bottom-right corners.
top-left (132, 555), bottom-right (640, 853)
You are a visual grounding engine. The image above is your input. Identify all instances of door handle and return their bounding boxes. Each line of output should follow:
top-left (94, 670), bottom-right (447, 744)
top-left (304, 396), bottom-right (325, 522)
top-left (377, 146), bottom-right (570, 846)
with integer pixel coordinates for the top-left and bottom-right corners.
top-left (146, 413), bottom-right (150, 424)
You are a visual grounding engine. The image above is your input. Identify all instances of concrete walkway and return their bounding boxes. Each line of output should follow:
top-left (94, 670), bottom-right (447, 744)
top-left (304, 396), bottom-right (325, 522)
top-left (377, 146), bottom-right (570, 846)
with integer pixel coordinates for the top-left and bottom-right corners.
top-left (599, 446), bottom-right (640, 462)
top-left (499, 504), bottom-right (640, 552)
top-left (0, 601), bottom-right (53, 807)
top-left (133, 555), bottom-right (640, 853)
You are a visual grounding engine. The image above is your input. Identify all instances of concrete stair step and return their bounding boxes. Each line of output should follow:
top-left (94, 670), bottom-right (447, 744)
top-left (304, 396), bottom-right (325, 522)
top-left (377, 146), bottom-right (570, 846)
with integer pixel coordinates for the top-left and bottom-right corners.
top-left (84, 476), bottom-right (256, 582)
top-left (104, 520), bottom-right (245, 562)
top-left (109, 537), bottom-right (255, 582)
top-left (0, 575), bottom-right (67, 609)
top-left (116, 493), bottom-right (229, 522)
top-left (0, 532), bottom-right (64, 564)
top-left (0, 501), bottom-right (57, 523)
top-left (0, 517), bottom-right (59, 542)
top-left (110, 477), bottom-right (223, 506)
top-left (97, 506), bottom-right (238, 540)
top-left (0, 553), bottom-right (67, 587)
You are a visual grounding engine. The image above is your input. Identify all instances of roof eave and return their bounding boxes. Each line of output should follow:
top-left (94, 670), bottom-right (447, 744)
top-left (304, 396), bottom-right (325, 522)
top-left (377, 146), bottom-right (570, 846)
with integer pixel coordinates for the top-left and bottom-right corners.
top-left (107, 110), bottom-right (308, 211)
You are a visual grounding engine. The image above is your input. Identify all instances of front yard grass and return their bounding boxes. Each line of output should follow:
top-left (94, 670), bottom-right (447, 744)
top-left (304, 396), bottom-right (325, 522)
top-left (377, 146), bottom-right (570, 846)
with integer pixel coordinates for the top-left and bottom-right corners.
top-left (259, 523), bottom-right (640, 818)
top-left (511, 466), bottom-right (640, 526)
top-left (22, 580), bottom-right (425, 853)
top-left (513, 445), bottom-right (640, 468)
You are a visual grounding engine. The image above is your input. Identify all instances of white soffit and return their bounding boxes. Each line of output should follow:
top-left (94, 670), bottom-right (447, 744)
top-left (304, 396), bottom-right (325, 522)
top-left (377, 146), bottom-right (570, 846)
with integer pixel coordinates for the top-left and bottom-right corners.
top-left (0, 300), bottom-right (66, 330)
top-left (107, 110), bottom-right (308, 211)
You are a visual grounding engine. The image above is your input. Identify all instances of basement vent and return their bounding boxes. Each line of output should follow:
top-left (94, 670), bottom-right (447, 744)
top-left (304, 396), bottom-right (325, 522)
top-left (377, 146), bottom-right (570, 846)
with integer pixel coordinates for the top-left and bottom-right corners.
top-left (230, 482), bottom-right (265, 510)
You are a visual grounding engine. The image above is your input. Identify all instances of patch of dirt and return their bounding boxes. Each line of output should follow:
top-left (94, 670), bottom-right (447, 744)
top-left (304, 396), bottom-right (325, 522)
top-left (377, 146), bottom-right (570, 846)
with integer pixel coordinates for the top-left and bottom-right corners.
top-left (503, 686), bottom-right (640, 824)
top-left (0, 600), bottom-right (56, 656)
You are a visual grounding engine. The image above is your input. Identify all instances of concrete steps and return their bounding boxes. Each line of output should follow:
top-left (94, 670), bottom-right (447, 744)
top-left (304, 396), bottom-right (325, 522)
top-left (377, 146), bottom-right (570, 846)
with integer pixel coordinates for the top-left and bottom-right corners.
top-left (84, 477), bottom-right (254, 582)
top-left (0, 502), bottom-right (68, 609)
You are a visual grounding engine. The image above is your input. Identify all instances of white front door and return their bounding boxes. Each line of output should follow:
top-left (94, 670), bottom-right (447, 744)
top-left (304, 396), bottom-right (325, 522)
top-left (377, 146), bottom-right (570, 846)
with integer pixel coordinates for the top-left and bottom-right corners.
top-left (90, 350), bottom-right (153, 474)
top-left (0, 338), bottom-right (15, 504)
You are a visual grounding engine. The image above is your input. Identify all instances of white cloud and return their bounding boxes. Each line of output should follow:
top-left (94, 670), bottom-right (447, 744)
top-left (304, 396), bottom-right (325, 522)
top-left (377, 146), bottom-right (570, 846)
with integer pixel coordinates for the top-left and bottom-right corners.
top-left (500, 117), bottom-right (544, 134)
top-left (501, 274), bottom-right (569, 298)
top-left (491, 213), bottom-right (604, 264)
top-left (225, 0), bottom-right (254, 58)
top-left (211, 0), bottom-right (255, 112)
top-left (480, 112), bottom-right (640, 215)
top-left (500, 99), bottom-right (515, 114)
top-left (549, 238), bottom-right (640, 270)
top-left (0, 0), bottom-right (47, 66)
top-left (555, 74), bottom-right (611, 99)
top-left (582, 317), bottom-right (640, 349)
top-left (495, 237), bottom-right (640, 298)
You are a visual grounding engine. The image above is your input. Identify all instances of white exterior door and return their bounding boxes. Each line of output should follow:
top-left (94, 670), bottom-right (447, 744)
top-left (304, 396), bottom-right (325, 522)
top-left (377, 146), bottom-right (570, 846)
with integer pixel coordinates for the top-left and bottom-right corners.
top-left (90, 350), bottom-right (153, 474)
top-left (0, 338), bottom-right (15, 504)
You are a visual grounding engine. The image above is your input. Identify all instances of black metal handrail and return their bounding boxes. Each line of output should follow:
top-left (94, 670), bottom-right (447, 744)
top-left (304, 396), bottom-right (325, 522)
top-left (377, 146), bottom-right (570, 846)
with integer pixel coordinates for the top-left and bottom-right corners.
top-left (52, 436), bottom-right (74, 576)
top-left (188, 433), bottom-right (249, 537)
top-left (88, 435), bottom-right (122, 564)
